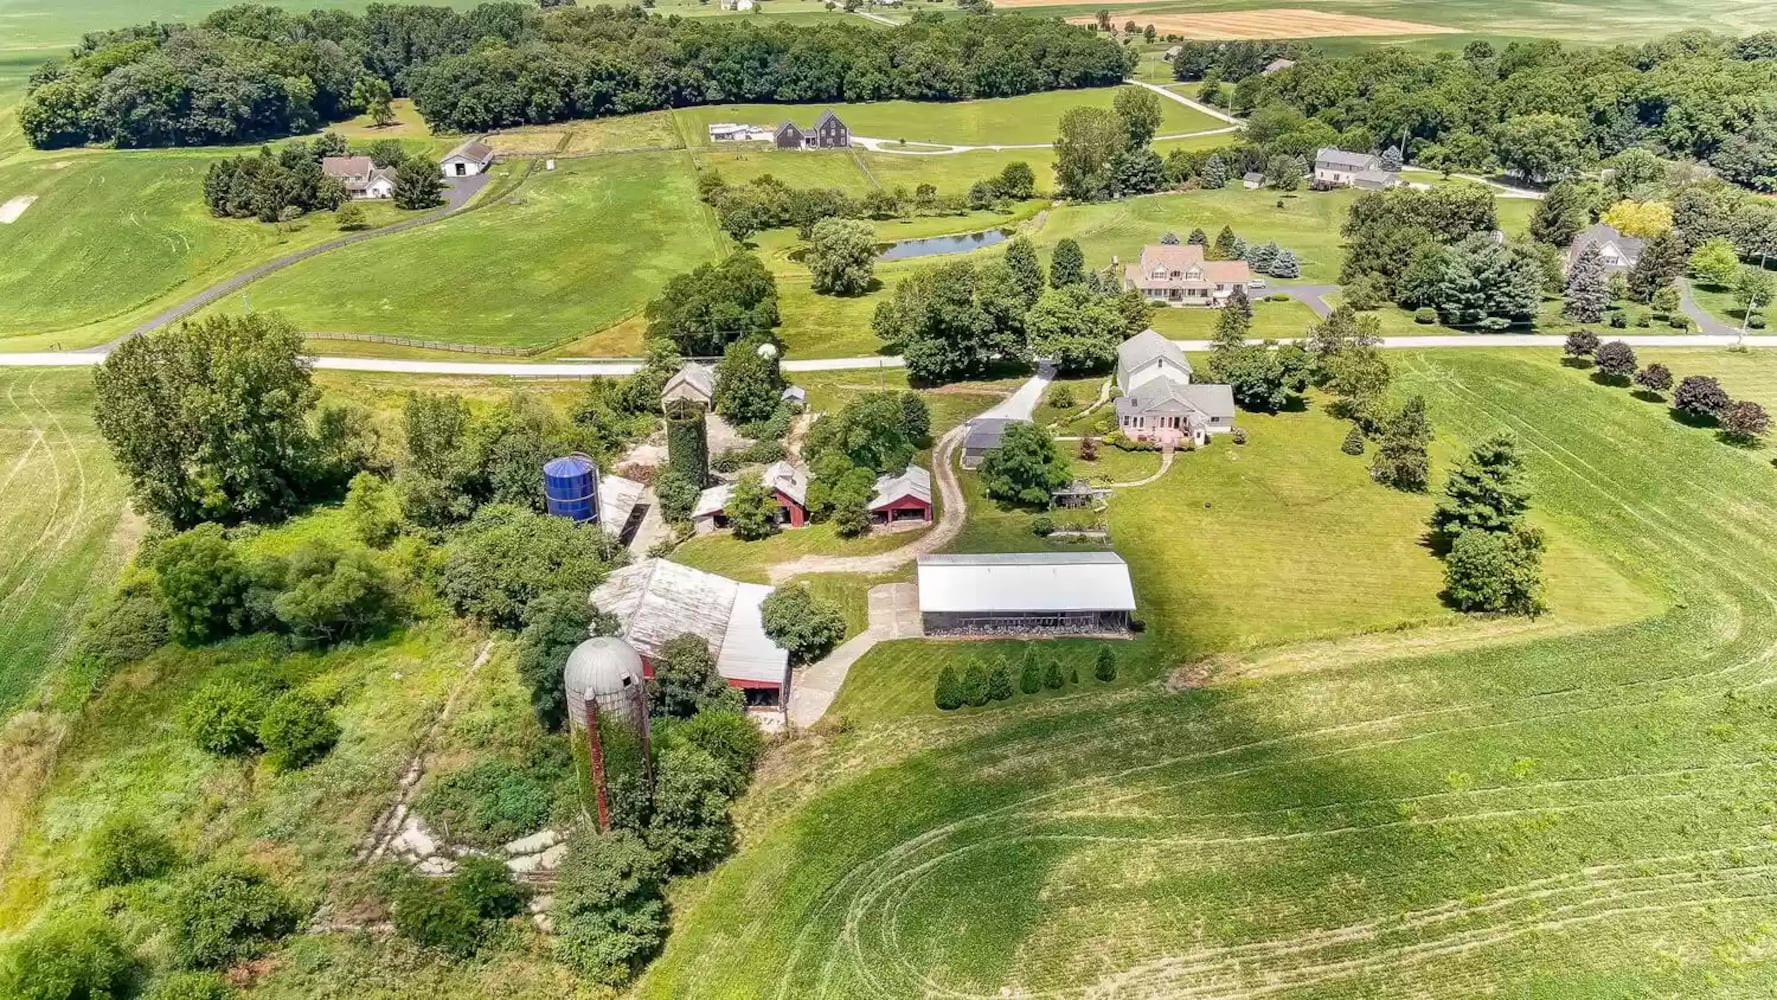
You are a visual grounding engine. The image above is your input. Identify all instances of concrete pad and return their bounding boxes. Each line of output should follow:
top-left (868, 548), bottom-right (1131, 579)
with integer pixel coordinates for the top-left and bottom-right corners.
top-left (0, 196), bottom-right (37, 224)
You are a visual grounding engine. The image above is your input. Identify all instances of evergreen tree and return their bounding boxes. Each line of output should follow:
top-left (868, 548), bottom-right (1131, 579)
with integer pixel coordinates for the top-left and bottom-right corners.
top-left (1226, 284), bottom-right (1253, 319)
top-left (1341, 424), bottom-right (1366, 456)
top-left (1068, 666), bottom-right (1080, 684)
top-left (1211, 225), bottom-right (1239, 260)
top-left (1042, 658), bottom-right (1064, 690)
top-left (1269, 249), bottom-right (1300, 278)
top-left (1093, 646), bottom-right (1117, 681)
top-left (1049, 239), bottom-right (1086, 288)
top-left (1369, 395), bottom-right (1432, 491)
top-left (393, 158), bottom-right (444, 210)
top-left (961, 663), bottom-right (991, 706)
top-left (1247, 241), bottom-right (1279, 273)
top-left (1019, 650), bottom-right (1043, 694)
top-left (935, 666), bottom-right (963, 710)
top-left (1201, 155), bottom-right (1229, 189)
top-left (1627, 229), bottom-right (1687, 303)
top-left (1160, 231), bottom-right (1181, 245)
top-left (1212, 301), bottom-right (1251, 350)
top-left (986, 663), bottom-right (1014, 701)
top-left (1431, 434), bottom-right (1530, 537)
top-left (1187, 228), bottom-right (1209, 246)
top-left (1380, 145), bottom-right (1403, 171)
top-left (1563, 243), bottom-right (1608, 323)
top-left (1004, 236), bottom-right (1046, 307)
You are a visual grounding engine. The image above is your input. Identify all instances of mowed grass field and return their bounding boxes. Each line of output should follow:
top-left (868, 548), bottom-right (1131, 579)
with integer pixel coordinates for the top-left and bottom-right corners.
top-left (198, 152), bottom-right (724, 349)
top-left (0, 152), bottom-right (405, 349)
top-left (639, 346), bottom-right (1777, 999)
top-left (0, 369), bottom-right (128, 716)
top-left (677, 86), bottom-right (1225, 148)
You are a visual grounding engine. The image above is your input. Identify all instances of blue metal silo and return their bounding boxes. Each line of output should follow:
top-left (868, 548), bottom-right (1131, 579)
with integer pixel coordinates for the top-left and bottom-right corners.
top-left (543, 454), bottom-right (599, 523)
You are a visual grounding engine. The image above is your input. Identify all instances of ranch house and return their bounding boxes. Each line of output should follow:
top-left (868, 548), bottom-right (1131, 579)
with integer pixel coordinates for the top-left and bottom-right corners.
top-left (590, 559), bottom-right (792, 709)
top-left (775, 111), bottom-right (850, 150)
top-left (320, 156), bottom-right (396, 199)
top-left (1122, 244), bottom-right (1252, 307)
top-left (1114, 328), bottom-right (1236, 447)
top-left (916, 552), bottom-right (1136, 636)
top-left (441, 139), bottom-right (495, 178)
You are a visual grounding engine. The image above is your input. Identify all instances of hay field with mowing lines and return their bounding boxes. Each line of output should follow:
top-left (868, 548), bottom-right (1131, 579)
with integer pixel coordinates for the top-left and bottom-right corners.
top-left (642, 347), bottom-right (1777, 999)
top-left (1066, 7), bottom-right (1461, 37)
top-left (0, 369), bottom-right (128, 716)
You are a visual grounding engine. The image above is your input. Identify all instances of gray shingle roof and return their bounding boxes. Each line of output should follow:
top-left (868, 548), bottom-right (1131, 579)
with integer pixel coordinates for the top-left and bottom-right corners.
top-left (868, 465), bottom-right (931, 509)
top-left (1117, 328), bottom-right (1192, 389)
top-left (443, 139), bottom-right (494, 164)
top-left (1316, 147), bottom-right (1379, 171)
top-left (1569, 223), bottom-right (1645, 264)
top-left (964, 417), bottom-right (1022, 452)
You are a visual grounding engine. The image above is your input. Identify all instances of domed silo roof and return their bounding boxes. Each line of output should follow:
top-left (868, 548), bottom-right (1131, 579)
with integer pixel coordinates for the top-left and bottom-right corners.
top-left (564, 636), bottom-right (645, 702)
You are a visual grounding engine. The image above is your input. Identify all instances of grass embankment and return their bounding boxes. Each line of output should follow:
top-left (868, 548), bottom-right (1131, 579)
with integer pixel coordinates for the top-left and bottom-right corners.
top-left (640, 347), bottom-right (1777, 999)
top-left (0, 369), bottom-right (130, 716)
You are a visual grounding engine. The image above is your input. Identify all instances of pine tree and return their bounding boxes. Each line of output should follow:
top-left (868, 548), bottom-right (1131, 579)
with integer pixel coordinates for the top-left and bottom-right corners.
top-left (1004, 236), bottom-right (1046, 308)
top-left (961, 663), bottom-right (990, 706)
top-left (1627, 229), bottom-right (1686, 303)
top-left (1201, 154), bottom-right (1229, 189)
top-left (986, 662), bottom-right (1014, 701)
top-left (1093, 646), bottom-right (1118, 681)
top-left (1369, 395), bottom-right (1432, 491)
top-left (1341, 425), bottom-right (1366, 456)
top-left (1248, 241), bottom-right (1279, 273)
top-left (1211, 225), bottom-right (1239, 260)
top-left (1212, 303), bottom-right (1250, 351)
top-left (1229, 236), bottom-right (1249, 261)
top-left (1068, 666), bottom-right (1080, 685)
top-left (1431, 433), bottom-right (1531, 537)
top-left (1269, 249), bottom-right (1300, 278)
top-left (1226, 284), bottom-right (1253, 319)
top-left (1160, 231), bottom-right (1181, 245)
top-left (1380, 145), bottom-right (1403, 171)
top-left (1187, 228), bottom-right (1209, 246)
top-left (1042, 659), bottom-right (1064, 690)
top-left (1050, 239), bottom-right (1086, 288)
top-left (934, 666), bottom-right (963, 710)
top-left (1563, 242), bottom-right (1608, 323)
top-left (1019, 649), bottom-right (1043, 694)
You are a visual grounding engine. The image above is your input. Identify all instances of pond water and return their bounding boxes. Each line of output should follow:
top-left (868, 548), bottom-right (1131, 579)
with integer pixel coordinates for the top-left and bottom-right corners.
top-left (876, 228), bottom-right (1012, 261)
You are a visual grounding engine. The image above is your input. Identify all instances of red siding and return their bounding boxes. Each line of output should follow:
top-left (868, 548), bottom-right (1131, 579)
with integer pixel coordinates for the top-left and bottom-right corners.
top-left (773, 490), bottom-right (808, 528)
top-left (871, 496), bottom-right (932, 521)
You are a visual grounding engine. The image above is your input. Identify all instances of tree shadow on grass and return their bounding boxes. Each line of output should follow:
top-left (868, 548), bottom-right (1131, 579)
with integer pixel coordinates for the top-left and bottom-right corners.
top-left (1589, 372), bottom-right (1631, 388)
top-left (1559, 357), bottom-right (1594, 370)
top-left (1630, 390), bottom-right (1665, 404)
top-left (1668, 407), bottom-right (1719, 430)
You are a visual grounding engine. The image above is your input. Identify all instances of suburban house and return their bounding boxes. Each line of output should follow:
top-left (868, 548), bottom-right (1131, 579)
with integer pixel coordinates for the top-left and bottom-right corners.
top-left (916, 552), bottom-right (1136, 636)
top-left (1313, 147), bottom-right (1402, 189)
top-left (1114, 328), bottom-right (1236, 446)
top-left (1567, 223), bottom-right (1645, 273)
top-left (719, 0), bottom-right (755, 9)
top-left (320, 156), bottom-right (396, 199)
top-left (961, 417), bottom-right (1023, 470)
top-left (590, 560), bottom-right (791, 709)
top-left (775, 110), bottom-right (850, 150)
top-left (691, 460), bottom-right (810, 534)
top-left (1263, 57), bottom-right (1297, 75)
top-left (1121, 243), bottom-right (1252, 307)
top-left (440, 139), bottom-right (495, 178)
top-left (661, 362), bottom-right (716, 410)
top-left (868, 465), bottom-right (933, 526)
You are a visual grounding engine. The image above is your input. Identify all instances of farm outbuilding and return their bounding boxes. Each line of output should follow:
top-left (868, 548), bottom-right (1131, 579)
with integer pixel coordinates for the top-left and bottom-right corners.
top-left (915, 552), bottom-right (1136, 636)
top-left (590, 559), bottom-right (791, 709)
top-left (868, 465), bottom-right (932, 525)
top-left (441, 140), bottom-right (495, 178)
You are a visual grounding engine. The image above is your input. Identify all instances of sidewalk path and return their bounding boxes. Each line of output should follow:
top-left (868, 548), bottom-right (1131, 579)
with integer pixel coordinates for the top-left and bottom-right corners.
top-left (786, 583), bottom-right (922, 727)
top-left (91, 173), bottom-right (494, 352)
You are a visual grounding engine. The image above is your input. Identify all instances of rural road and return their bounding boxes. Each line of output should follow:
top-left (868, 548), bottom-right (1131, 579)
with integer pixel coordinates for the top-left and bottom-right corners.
top-left (91, 173), bottom-right (494, 352)
top-left (1129, 79), bottom-right (1244, 127)
top-left (5, 335), bottom-right (1767, 375)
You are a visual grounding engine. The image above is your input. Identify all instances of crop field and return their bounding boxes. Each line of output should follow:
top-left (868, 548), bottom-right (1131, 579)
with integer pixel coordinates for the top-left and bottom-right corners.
top-left (677, 87), bottom-right (1225, 149)
top-left (638, 346), bottom-right (1777, 998)
top-left (1067, 8), bottom-right (1462, 38)
top-left (0, 369), bottom-right (127, 717)
top-left (198, 152), bottom-right (723, 349)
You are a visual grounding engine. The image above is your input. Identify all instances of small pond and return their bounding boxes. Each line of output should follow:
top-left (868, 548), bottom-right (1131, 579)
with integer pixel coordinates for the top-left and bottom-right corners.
top-left (875, 228), bottom-right (1013, 261)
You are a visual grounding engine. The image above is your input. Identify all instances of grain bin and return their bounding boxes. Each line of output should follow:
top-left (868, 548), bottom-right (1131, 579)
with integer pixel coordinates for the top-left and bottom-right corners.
top-left (543, 453), bottom-right (599, 523)
top-left (563, 636), bottom-right (653, 831)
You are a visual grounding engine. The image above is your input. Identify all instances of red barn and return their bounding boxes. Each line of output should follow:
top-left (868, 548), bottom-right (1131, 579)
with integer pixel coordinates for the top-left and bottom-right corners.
top-left (868, 465), bottom-right (933, 525)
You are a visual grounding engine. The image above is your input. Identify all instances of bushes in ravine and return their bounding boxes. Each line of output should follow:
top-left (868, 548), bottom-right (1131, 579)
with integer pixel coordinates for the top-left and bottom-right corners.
top-left (87, 815), bottom-right (178, 888)
top-left (142, 972), bottom-right (239, 1000)
top-left (258, 691), bottom-right (341, 773)
top-left (417, 745), bottom-right (573, 850)
top-left (0, 911), bottom-right (138, 1000)
top-left (552, 831), bottom-right (669, 986)
top-left (168, 863), bottom-right (300, 970)
top-left (390, 857), bottom-right (529, 956)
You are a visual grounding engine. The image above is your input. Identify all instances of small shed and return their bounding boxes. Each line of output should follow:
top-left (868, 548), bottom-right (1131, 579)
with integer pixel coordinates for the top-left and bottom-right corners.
top-left (961, 417), bottom-right (1024, 470)
top-left (1051, 479), bottom-right (1111, 509)
top-left (868, 465), bottom-right (932, 525)
top-left (691, 483), bottom-right (734, 535)
top-left (1242, 171), bottom-right (1264, 190)
top-left (781, 384), bottom-right (807, 411)
top-left (916, 552), bottom-right (1136, 636)
top-left (762, 460), bottom-right (810, 528)
top-left (590, 560), bottom-right (791, 708)
top-left (1162, 45), bottom-right (1182, 61)
top-left (597, 473), bottom-right (649, 544)
top-left (662, 362), bottom-right (716, 411)
top-left (440, 139), bottom-right (495, 178)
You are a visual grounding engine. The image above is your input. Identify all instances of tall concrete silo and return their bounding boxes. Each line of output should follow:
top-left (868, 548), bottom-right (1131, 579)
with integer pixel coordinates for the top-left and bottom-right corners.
top-left (563, 636), bottom-right (653, 831)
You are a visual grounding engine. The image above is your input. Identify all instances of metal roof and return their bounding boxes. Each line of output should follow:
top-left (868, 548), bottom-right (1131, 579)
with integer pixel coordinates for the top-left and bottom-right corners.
top-left (1316, 147), bottom-right (1379, 170)
top-left (662, 362), bottom-right (715, 406)
top-left (916, 552), bottom-right (1136, 614)
top-left (692, 483), bottom-right (732, 519)
top-left (443, 139), bottom-right (494, 164)
top-left (869, 465), bottom-right (931, 509)
top-left (963, 417), bottom-right (1022, 452)
top-left (597, 474), bottom-right (647, 537)
top-left (589, 559), bottom-right (789, 685)
top-left (762, 460), bottom-right (809, 507)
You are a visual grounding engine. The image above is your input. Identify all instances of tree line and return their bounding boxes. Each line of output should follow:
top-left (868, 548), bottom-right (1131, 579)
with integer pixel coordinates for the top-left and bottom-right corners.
top-left (22, 3), bottom-right (1130, 148)
top-left (1173, 31), bottom-right (1777, 191)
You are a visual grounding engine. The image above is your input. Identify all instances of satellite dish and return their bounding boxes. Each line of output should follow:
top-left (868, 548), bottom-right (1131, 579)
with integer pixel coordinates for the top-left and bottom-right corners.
top-left (756, 342), bottom-right (780, 360)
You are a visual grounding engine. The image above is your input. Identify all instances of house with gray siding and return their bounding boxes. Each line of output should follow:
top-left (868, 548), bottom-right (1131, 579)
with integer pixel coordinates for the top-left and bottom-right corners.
top-left (775, 110), bottom-right (850, 150)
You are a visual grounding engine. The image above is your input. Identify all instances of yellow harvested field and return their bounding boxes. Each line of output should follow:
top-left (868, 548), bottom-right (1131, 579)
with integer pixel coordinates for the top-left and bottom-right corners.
top-left (1062, 7), bottom-right (1460, 37)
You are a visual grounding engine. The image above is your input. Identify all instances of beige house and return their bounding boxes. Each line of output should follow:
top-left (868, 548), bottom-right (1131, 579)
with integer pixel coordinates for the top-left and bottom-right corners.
top-left (321, 156), bottom-right (396, 199)
top-left (1113, 329), bottom-right (1235, 446)
top-left (1122, 244), bottom-right (1252, 307)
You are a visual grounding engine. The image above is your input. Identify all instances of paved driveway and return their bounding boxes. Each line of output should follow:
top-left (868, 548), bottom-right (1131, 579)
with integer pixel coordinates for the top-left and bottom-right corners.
top-left (786, 583), bottom-right (921, 727)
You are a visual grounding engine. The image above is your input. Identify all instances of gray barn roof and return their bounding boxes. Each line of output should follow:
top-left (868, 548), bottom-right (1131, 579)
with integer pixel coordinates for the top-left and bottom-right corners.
top-left (1569, 223), bottom-right (1646, 263)
top-left (869, 465), bottom-right (931, 509)
top-left (916, 552), bottom-right (1136, 614)
top-left (963, 417), bottom-right (1023, 452)
top-left (443, 139), bottom-right (494, 165)
top-left (1316, 147), bottom-right (1379, 170)
top-left (590, 559), bottom-right (789, 685)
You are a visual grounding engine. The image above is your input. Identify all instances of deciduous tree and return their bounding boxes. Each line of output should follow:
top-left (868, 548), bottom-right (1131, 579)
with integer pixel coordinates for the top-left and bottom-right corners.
top-left (805, 218), bottom-right (877, 296)
top-left (980, 423), bottom-right (1071, 507)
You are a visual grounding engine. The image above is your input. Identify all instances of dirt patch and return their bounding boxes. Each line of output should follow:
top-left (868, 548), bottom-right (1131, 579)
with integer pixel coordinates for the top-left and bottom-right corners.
top-left (1166, 659), bottom-right (1218, 691)
top-left (0, 196), bottom-right (37, 224)
top-left (1063, 8), bottom-right (1460, 38)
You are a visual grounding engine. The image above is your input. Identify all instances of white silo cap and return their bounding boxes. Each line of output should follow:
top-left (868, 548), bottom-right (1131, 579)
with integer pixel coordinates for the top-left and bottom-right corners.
top-left (755, 342), bottom-right (779, 360)
top-left (563, 636), bottom-right (645, 699)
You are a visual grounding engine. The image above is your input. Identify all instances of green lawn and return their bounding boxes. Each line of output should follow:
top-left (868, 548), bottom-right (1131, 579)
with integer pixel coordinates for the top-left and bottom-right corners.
top-left (0, 152), bottom-right (407, 348)
top-left (640, 346), bottom-right (1777, 998)
top-left (677, 86), bottom-right (1222, 149)
top-left (197, 151), bottom-right (724, 349)
top-left (0, 369), bottom-right (129, 716)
